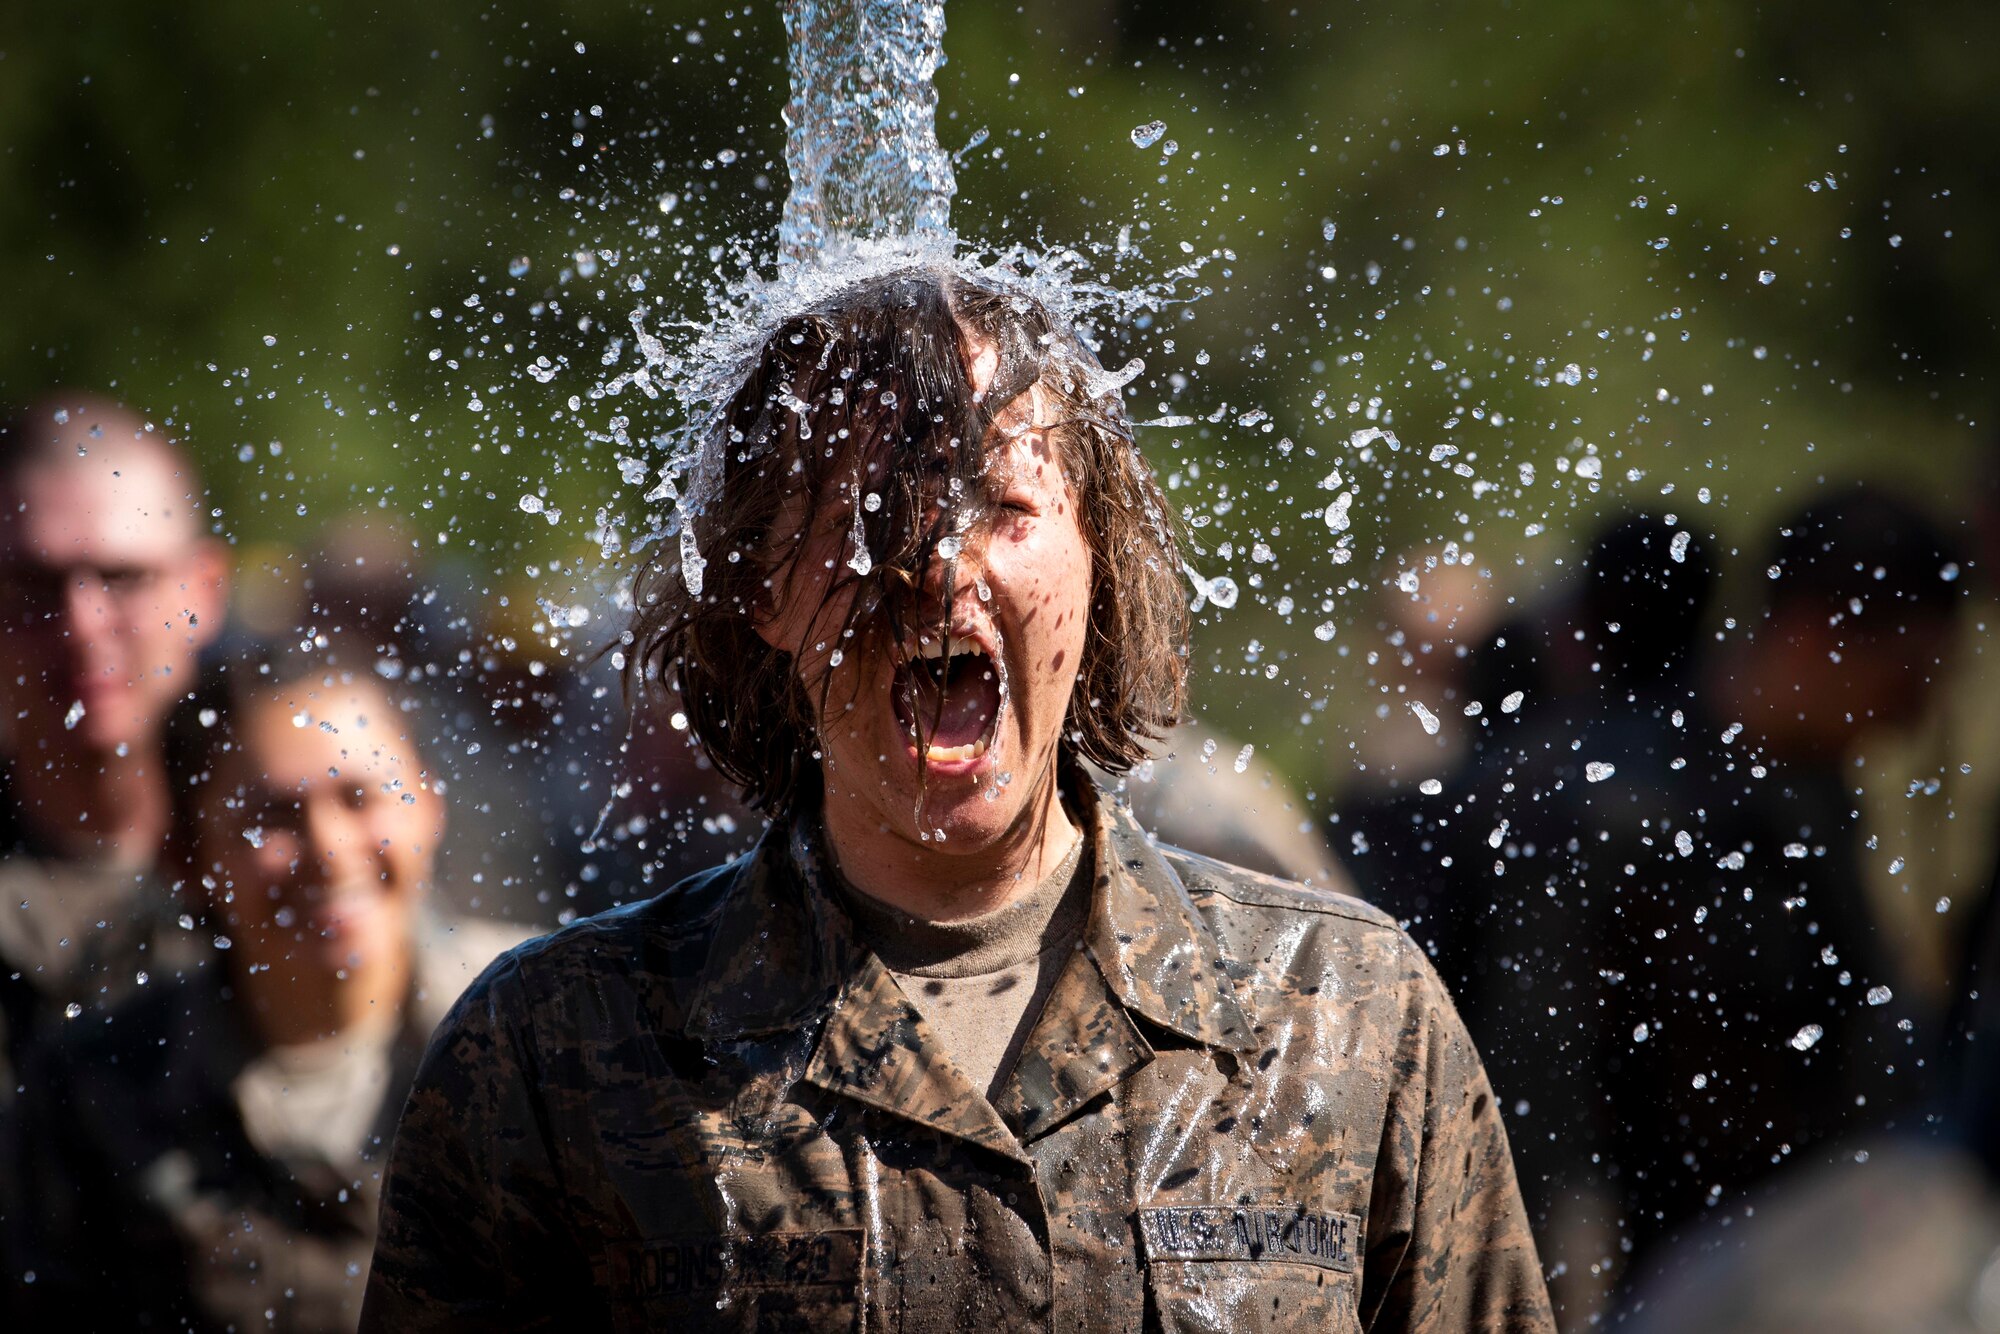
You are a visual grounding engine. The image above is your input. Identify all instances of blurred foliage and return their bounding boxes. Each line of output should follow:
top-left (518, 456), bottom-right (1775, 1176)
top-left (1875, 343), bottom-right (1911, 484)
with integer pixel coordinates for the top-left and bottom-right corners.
top-left (1, 0), bottom-right (1994, 795)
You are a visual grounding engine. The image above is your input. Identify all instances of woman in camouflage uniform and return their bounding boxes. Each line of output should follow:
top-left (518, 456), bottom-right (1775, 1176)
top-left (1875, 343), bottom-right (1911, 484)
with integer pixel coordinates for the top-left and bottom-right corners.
top-left (364, 268), bottom-right (1553, 1332)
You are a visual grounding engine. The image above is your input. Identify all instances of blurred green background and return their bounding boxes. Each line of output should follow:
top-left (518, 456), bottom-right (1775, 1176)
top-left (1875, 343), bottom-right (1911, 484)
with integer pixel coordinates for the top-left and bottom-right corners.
top-left (1, 0), bottom-right (1994, 797)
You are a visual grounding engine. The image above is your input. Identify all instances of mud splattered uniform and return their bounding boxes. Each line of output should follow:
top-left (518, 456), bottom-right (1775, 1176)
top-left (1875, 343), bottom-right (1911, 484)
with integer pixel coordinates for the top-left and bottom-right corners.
top-left (364, 778), bottom-right (1552, 1332)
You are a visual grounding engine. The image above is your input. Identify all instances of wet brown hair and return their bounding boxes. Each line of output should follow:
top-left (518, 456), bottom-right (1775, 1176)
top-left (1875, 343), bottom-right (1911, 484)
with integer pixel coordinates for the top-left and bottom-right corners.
top-left (626, 266), bottom-right (1187, 817)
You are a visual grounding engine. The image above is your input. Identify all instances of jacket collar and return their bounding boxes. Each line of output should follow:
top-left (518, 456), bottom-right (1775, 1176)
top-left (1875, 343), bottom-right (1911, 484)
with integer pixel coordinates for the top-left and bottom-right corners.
top-left (682, 812), bottom-right (855, 1040)
top-left (683, 765), bottom-right (1256, 1057)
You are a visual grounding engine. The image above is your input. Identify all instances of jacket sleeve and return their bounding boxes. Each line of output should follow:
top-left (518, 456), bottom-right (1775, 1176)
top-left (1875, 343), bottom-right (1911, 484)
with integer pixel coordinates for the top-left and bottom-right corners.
top-left (1360, 937), bottom-right (1556, 1333)
top-left (361, 958), bottom-right (593, 1331)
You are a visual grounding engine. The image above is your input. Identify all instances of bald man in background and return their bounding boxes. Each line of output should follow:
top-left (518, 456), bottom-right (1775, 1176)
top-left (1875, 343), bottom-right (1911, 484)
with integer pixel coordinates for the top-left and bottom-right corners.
top-left (0, 394), bottom-right (228, 1090)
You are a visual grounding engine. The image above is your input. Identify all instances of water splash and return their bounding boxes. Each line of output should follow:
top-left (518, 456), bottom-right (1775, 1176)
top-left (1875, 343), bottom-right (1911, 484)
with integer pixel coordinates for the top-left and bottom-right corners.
top-left (780, 0), bottom-right (954, 265)
top-left (587, 0), bottom-right (1221, 605)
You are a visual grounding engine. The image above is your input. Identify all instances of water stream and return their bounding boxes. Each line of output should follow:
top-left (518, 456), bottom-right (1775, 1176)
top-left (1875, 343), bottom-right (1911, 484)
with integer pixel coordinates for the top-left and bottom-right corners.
top-left (780, 0), bottom-right (955, 264)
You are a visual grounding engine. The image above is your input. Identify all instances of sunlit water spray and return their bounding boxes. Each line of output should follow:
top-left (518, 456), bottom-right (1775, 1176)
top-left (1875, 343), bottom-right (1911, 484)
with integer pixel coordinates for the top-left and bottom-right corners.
top-left (779, 0), bottom-right (954, 263)
top-left (582, 0), bottom-right (1230, 848)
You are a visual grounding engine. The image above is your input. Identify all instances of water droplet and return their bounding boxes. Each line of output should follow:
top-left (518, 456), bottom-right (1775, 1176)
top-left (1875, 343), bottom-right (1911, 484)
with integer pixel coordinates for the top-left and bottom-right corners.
top-left (261, 334), bottom-right (277, 348)
top-left (1866, 985), bottom-right (1893, 1006)
top-left (1233, 744), bottom-right (1254, 774)
top-left (936, 535), bottom-right (963, 560)
top-left (64, 1002), bottom-right (82, 1020)
top-left (1691, 1073), bottom-right (1708, 1089)
top-left (1788, 1023), bottom-right (1824, 1052)
top-left (1783, 842), bottom-right (1809, 859)
top-left (63, 700), bottom-right (85, 730)
top-left (1323, 492), bottom-right (1354, 533)
top-left (1313, 621), bottom-right (1337, 642)
top-left (1757, 269), bottom-right (1776, 285)
top-left (1500, 690), bottom-right (1525, 714)
top-left (1670, 530), bottom-right (1691, 563)
top-left (1205, 576), bottom-right (1239, 609)
top-left (1408, 701), bottom-right (1442, 736)
top-left (1419, 778), bottom-right (1443, 796)
top-left (1674, 830), bottom-right (1694, 857)
top-left (1585, 761), bottom-right (1616, 782)
top-left (518, 494), bottom-right (545, 515)
top-left (508, 255), bottom-right (531, 279)
top-left (1887, 857), bottom-right (1906, 875)
top-left (1130, 120), bottom-right (1167, 149)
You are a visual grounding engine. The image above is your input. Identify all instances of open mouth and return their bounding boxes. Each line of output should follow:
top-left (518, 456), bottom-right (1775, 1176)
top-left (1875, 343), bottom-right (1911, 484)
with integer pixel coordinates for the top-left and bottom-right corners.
top-left (892, 633), bottom-right (1003, 764)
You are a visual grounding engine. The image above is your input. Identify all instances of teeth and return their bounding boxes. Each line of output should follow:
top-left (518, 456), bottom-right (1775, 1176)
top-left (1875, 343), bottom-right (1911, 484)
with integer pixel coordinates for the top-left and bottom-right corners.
top-left (911, 632), bottom-right (985, 663)
top-left (925, 737), bottom-right (989, 763)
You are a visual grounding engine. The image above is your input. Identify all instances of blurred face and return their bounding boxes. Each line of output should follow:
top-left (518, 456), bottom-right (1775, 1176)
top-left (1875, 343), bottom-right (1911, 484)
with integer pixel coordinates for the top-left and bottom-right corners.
top-left (199, 683), bottom-right (441, 982)
top-left (758, 376), bottom-right (1093, 859)
top-left (1765, 604), bottom-right (1958, 754)
top-left (0, 427), bottom-right (226, 757)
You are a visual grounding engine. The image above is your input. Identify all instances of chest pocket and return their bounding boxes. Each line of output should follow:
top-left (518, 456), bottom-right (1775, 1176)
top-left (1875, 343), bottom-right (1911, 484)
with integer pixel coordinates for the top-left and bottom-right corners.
top-left (600, 1229), bottom-right (864, 1334)
top-left (1138, 1206), bottom-right (1362, 1334)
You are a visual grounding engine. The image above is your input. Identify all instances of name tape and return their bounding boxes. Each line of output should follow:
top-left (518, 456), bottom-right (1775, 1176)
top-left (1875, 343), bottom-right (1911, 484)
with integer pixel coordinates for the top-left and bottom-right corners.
top-left (617, 1229), bottom-right (863, 1298)
top-left (1137, 1206), bottom-right (1360, 1275)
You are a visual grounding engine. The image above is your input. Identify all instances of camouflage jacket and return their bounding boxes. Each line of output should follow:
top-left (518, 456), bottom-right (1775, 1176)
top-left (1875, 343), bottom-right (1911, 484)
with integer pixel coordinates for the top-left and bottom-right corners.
top-left (0, 840), bottom-right (188, 1101)
top-left (7, 913), bottom-right (531, 1331)
top-left (364, 779), bottom-right (1552, 1332)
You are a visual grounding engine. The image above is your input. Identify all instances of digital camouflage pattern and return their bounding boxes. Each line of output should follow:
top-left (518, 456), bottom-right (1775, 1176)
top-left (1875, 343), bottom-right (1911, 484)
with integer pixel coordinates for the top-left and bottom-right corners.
top-left (364, 775), bottom-right (1553, 1332)
top-left (8, 914), bottom-right (528, 1331)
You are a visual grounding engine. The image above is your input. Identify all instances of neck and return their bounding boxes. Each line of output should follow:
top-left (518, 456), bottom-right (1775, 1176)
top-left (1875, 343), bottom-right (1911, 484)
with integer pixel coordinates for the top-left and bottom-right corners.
top-left (8, 740), bottom-right (169, 866)
top-left (233, 948), bottom-right (411, 1049)
top-left (821, 768), bottom-right (1083, 923)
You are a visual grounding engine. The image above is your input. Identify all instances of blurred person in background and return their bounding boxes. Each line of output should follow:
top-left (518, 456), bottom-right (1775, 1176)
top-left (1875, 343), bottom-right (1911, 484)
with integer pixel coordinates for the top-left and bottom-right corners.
top-left (1572, 486), bottom-right (1968, 1311)
top-left (10, 666), bottom-right (529, 1330)
top-left (298, 511), bottom-right (763, 924)
top-left (297, 515), bottom-right (564, 924)
top-left (1383, 511), bottom-right (1722, 1325)
top-left (1850, 460), bottom-right (2000, 1027)
top-left (1099, 709), bottom-right (1347, 890)
top-left (1617, 760), bottom-right (2000, 1334)
top-left (1332, 544), bottom-right (1502, 953)
top-left (0, 393), bottom-right (228, 1089)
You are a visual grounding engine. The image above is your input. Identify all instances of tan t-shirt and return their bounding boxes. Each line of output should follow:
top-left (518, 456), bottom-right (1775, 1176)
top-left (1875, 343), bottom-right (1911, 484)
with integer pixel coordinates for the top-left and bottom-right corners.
top-left (839, 833), bottom-right (1091, 1099)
